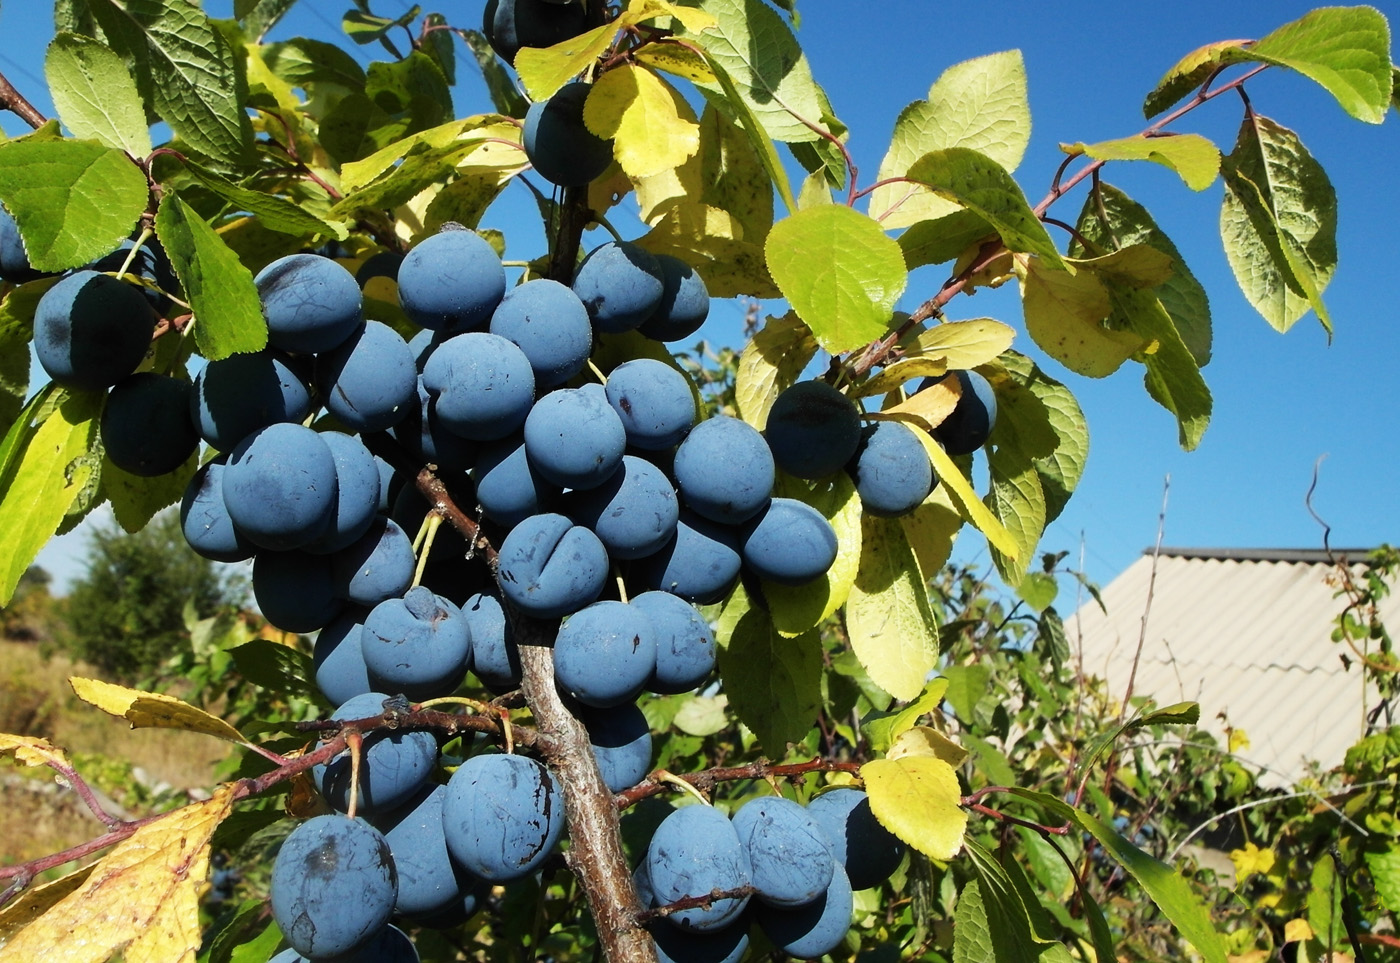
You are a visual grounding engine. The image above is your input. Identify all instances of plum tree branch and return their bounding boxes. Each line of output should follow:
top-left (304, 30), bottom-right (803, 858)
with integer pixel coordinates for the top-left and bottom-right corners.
top-left (0, 70), bottom-right (46, 130)
top-left (614, 757), bottom-right (864, 809)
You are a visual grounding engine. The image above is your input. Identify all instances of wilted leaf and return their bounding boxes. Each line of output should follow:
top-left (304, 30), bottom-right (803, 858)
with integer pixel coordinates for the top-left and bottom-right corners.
top-left (69, 677), bottom-right (248, 744)
top-left (0, 732), bottom-right (70, 769)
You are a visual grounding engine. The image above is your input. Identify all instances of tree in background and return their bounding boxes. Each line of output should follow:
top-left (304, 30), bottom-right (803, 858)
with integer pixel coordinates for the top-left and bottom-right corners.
top-left (62, 511), bottom-right (244, 682)
top-left (0, 565), bottom-right (59, 642)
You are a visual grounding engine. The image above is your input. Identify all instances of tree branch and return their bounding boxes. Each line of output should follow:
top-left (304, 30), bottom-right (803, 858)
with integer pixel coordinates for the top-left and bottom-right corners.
top-left (0, 70), bottom-right (46, 130)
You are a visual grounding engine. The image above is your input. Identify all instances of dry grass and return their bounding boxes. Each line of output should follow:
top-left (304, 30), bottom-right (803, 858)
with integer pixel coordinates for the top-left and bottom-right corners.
top-left (1, 638), bottom-right (232, 869)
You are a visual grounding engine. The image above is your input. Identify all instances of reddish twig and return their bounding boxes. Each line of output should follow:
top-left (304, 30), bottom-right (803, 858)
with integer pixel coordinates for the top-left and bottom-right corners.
top-left (0, 70), bottom-right (46, 129)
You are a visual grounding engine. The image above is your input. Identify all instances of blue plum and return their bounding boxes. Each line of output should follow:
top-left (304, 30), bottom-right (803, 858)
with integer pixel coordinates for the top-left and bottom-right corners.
top-left (572, 241), bottom-right (664, 334)
top-left (740, 498), bottom-right (838, 586)
top-left (422, 331), bottom-right (536, 441)
top-left (553, 600), bottom-right (657, 708)
top-left (564, 455), bottom-right (679, 560)
top-left (483, 0), bottom-right (589, 64)
top-left (101, 373), bottom-right (199, 476)
top-left (928, 369), bottom-right (998, 455)
top-left (313, 606), bottom-right (374, 706)
top-left (269, 814), bottom-right (398, 960)
top-left (489, 278), bottom-right (592, 389)
top-left (223, 423), bottom-right (338, 551)
top-left (190, 348), bottom-right (314, 452)
top-left (0, 205), bottom-right (44, 283)
top-left (332, 517), bottom-right (416, 607)
top-left (315, 320), bottom-right (418, 432)
top-left (472, 432), bottom-right (559, 528)
top-left (441, 753), bottom-right (564, 881)
top-left (495, 513), bottom-right (608, 619)
top-left (316, 692), bottom-right (439, 814)
top-left (731, 795), bottom-right (834, 907)
top-left (632, 510), bottom-right (742, 605)
top-left (650, 918), bottom-right (750, 963)
top-left (764, 380), bottom-right (862, 480)
top-left (390, 382), bottom-right (479, 474)
top-left (604, 359), bottom-right (697, 450)
top-left (253, 550), bottom-right (344, 633)
top-left (523, 386), bottom-right (626, 491)
top-left (180, 456), bottom-right (254, 563)
top-left (270, 923), bottom-right (418, 963)
top-left (672, 415), bottom-right (773, 524)
top-left (638, 254), bottom-right (710, 343)
top-left (34, 270), bottom-right (154, 392)
top-left (374, 785), bottom-right (485, 920)
top-left (755, 861), bottom-right (854, 958)
top-left (255, 253), bottom-right (362, 354)
top-left (805, 788), bottom-right (905, 890)
top-left (579, 702), bottom-right (653, 792)
top-left (397, 229), bottom-right (506, 332)
top-left (523, 81), bottom-right (613, 188)
top-left (361, 586), bottom-right (472, 701)
top-left (305, 430), bottom-right (381, 555)
top-left (631, 591), bottom-right (716, 694)
top-left (846, 420), bottom-right (936, 517)
top-left (646, 803), bottom-right (753, 932)
top-left (461, 591), bottom-right (520, 692)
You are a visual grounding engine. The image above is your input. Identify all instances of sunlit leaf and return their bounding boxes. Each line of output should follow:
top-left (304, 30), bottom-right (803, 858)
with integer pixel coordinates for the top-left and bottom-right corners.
top-left (863, 754), bottom-right (966, 860)
top-left (69, 676), bottom-right (248, 744)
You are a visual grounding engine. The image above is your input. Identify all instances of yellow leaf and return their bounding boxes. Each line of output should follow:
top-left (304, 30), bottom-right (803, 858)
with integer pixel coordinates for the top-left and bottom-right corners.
top-left (624, 0), bottom-right (716, 32)
top-left (905, 424), bottom-right (1019, 561)
top-left (1283, 918), bottom-right (1314, 943)
top-left (906, 318), bottom-right (1017, 371)
top-left (871, 378), bottom-right (960, 432)
top-left (584, 64), bottom-right (700, 179)
top-left (633, 43), bottom-right (716, 85)
top-left (853, 357), bottom-right (949, 400)
top-left (862, 756), bottom-right (967, 860)
top-left (515, 22), bottom-right (617, 101)
top-left (1229, 842), bottom-right (1277, 879)
top-left (734, 312), bottom-right (819, 429)
top-left (844, 514), bottom-right (939, 701)
top-left (0, 786), bottom-right (235, 963)
top-left (887, 726), bottom-right (969, 768)
top-left (1019, 255), bottom-right (1144, 378)
top-left (69, 678), bottom-right (247, 745)
top-left (899, 484), bottom-right (961, 578)
top-left (0, 865), bottom-right (94, 943)
top-left (0, 733), bottom-right (69, 770)
top-left (1229, 728), bottom-right (1251, 752)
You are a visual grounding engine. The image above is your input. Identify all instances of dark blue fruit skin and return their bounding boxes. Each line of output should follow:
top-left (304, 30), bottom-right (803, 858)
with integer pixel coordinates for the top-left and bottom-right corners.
top-left (524, 386), bottom-right (627, 491)
top-left (756, 861), bottom-right (854, 959)
top-left (255, 253), bottom-right (363, 355)
top-left (805, 788), bottom-right (905, 890)
top-left (331, 517), bottom-right (416, 607)
top-left (269, 923), bottom-right (420, 963)
top-left (483, 0), bottom-right (589, 64)
top-left (929, 369), bottom-right (999, 455)
top-left (646, 804), bottom-right (753, 932)
top-left (651, 918), bottom-right (750, 963)
top-left (391, 382), bottom-right (479, 474)
top-left (316, 692), bottom-right (439, 815)
top-left (223, 423), bottom-right (338, 551)
top-left (374, 785), bottom-right (484, 919)
top-left (269, 814), bottom-right (399, 960)
top-left (305, 430), bottom-right (382, 555)
top-left (764, 380), bottom-right (862, 480)
top-left (741, 498), bottom-right (838, 586)
top-left (496, 513), bottom-right (609, 619)
top-left (731, 796), bottom-right (835, 908)
top-left (672, 416), bottom-right (774, 524)
top-left (397, 229), bottom-right (506, 332)
top-left (631, 591), bottom-right (716, 694)
top-left (181, 456), bottom-right (254, 563)
top-left (489, 278), bottom-right (592, 389)
top-left (253, 550), bottom-right (345, 633)
top-left (88, 238), bottom-right (178, 313)
top-left (579, 702), bottom-right (652, 792)
top-left (632, 510), bottom-right (742, 605)
top-left (638, 254), bottom-right (710, 343)
top-left (422, 331), bottom-right (536, 442)
top-left (846, 420), bottom-right (936, 518)
top-left (563, 455), bottom-right (679, 560)
top-left (523, 81), bottom-right (613, 188)
top-left (361, 586), bottom-right (472, 702)
top-left (472, 432), bottom-right (559, 528)
top-left (604, 359), bottom-right (696, 450)
top-left (573, 241), bottom-right (665, 334)
top-left (461, 591), bottom-right (519, 692)
top-left (190, 348), bottom-right (314, 452)
top-left (442, 753), bottom-right (564, 881)
top-left (101, 373), bottom-right (199, 476)
top-left (34, 270), bottom-right (154, 392)
top-left (553, 600), bottom-right (657, 708)
top-left (313, 606), bottom-right (374, 706)
top-left (316, 320), bottom-right (418, 432)
top-left (0, 205), bottom-right (45, 283)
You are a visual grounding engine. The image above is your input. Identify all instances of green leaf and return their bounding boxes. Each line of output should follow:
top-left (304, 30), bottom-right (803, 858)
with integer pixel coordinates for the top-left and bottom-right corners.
top-left (1017, 572), bottom-right (1057, 613)
top-left (1079, 702), bottom-right (1202, 780)
top-left (695, 48), bottom-right (796, 214)
top-left (952, 879), bottom-right (995, 963)
top-left (906, 149), bottom-right (1064, 269)
top-left (862, 754), bottom-right (966, 861)
top-left (235, 0), bottom-right (297, 42)
top-left (996, 353), bottom-right (1088, 525)
top-left (715, 607), bottom-right (821, 753)
top-left (897, 209), bottom-right (995, 271)
top-left (1006, 787), bottom-right (1228, 963)
top-left (734, 312), bottom-right (819, 429)
top-left (765, 205), bottom-right (905, 355)
top-left (44, 33), bottom-right (151, 157)
top-left (763, 472), bottom-right (862, 636)
top-left (1249, 5), bottom-right (1392, 124)
top-left (459, 29), bottom-right (529, 118)
top-left (229, 639), bottom-right (318, 702)
top-left (870, 50), bottom-right (1031, 229)
top-left (964, 837), bottom-right (1055, 955)
top-left (864, 677), bottom-right (950, 753)
top-left (0, 278), bottom-right (53, 439)
top-left (1105, 280), bottom-right (1212, 450)
top-left (1366, 845), bottom-right (1400, 914)
top-left (985, 435), bottom-right (1046, 587)
top-left (0, 389), bottom-right (102, 605)
top-left (1220, 114), bottom-right (1336, 335)
top-left (1019, 255), bottom-right (1141, 378)
top-left (156, 192), bottom-right (267, 361)
top-left (844, 514), bottom-right (939, 702)
top-left (942, 664), bottom-right (991, 724)
top-left (689, 0), bottom-right (826, 143)
top-left (1069, 133), bottom-right (1219, 191)
top-left (0, 139), bottom-right (148, 272)
top-left (105, 450), bottom-right (195, 534)
top-left (85, 0), bottom-right (253, 162)
top-left (180, 161), bottom-right (345, 239)
top-left (1143, 39), bottom-right (1252, 119)
top-left (1076, 183), bottom-right (1212, 366)
top-left (260, 37), bottom-right (367, 94)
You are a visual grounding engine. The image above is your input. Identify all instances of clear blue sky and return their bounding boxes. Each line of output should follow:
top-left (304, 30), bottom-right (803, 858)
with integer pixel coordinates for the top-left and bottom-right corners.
top-left (1, 1), bottom-right (1395, 598)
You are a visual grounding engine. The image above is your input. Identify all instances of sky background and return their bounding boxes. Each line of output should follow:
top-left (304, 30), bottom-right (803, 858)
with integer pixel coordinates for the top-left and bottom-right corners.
top-left (0, 0), bottom-right (1395, 605)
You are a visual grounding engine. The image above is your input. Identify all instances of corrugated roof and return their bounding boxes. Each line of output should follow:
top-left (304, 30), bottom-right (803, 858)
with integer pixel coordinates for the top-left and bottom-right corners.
top-left (1064, 550), bottom-right (1395, 788)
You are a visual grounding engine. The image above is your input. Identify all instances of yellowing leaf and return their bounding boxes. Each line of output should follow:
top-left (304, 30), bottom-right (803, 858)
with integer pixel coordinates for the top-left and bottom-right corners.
top-left (734, 313), bottom-right (819, 428)
top-left (900, 484), bottom-right (962, 578)
top-left (1229, 728), bottom-right (1251, 752)
top-left (854, 357), bottom-right (949, 400)
top-left (888, 726), bottom-right (970, 768)
top-left (862, 755), bottom-right (966, 860)
top-left (906, 318), bottom-right (1017, 371)
top-left (583, 65), bottom-right (699, 179)
top-left (69, 677), bottom-right (247, 745)
top-left (844, 514), bottom-right (938, 701)
top-left (906, 424), bottom-right (1019, 561)
top-left (0, 732), bottom-right (69, 769)
top-left (0, 865), bottom-right (95, 943)
top-left (0, 785), bottom-right (235, 963)
top-left (1070, 133), bottom-right (1220, 191)
top-left (1283, 918), bottom-right (1314, 943)
top-left (871, 377), bottom-right (960, 432)
top-left (1020, 254), bottom-right (1144, 378)
top-left (1143, 39), bottom-right (1251, 119)
top-left (514, 22), bottom-right (616, 101)
top-left (633, 43), bottom-right (716, 84)
top-left (1230, 842), bottom-right (1277, 879)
